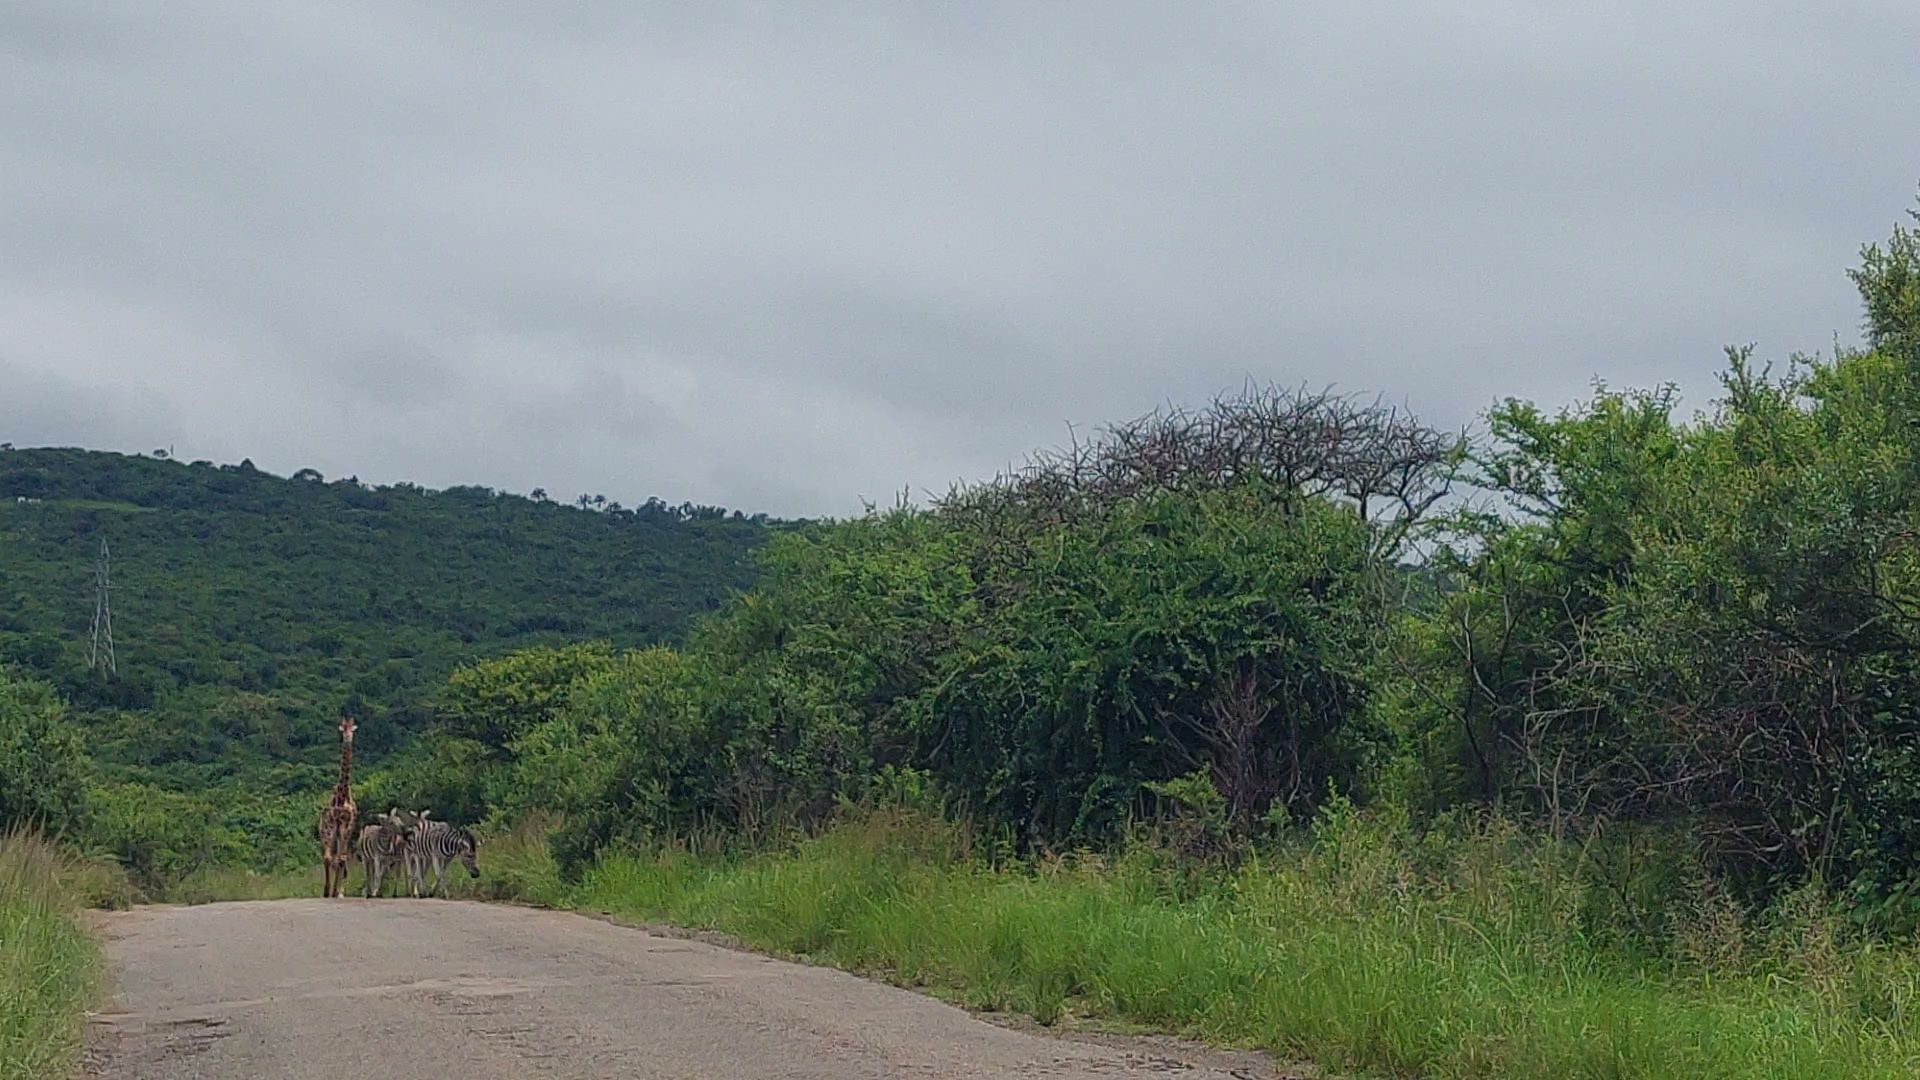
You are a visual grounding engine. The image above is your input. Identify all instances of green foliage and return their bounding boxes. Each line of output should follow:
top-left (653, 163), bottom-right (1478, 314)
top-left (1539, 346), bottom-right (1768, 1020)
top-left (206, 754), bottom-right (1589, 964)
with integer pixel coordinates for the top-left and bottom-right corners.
top-left (362, 736), bottom-right (500, 827)
top-left (439, 642), bottom-right (618, 751)
top-left (457, 471), bottom-right (1399, 858)
top-left (503, 647), bottom-right (700, 869)
top-left (0, 670), bottom-right (89, 839)
top-left (1141, 769), bottom-right (1232, 859)
top-left (1417, 336), bottom-right (1920, 897)
top-left (1851, 192), bottom-right (1920, 364)
top-left (924, 487), bottom-right (1380, 842)
top-left (81, 783), bottom-right (244, 895)
top-left (680, 509), bottom-right (979, 834)
top-left (1330, 195), bottom-right (1920, 910)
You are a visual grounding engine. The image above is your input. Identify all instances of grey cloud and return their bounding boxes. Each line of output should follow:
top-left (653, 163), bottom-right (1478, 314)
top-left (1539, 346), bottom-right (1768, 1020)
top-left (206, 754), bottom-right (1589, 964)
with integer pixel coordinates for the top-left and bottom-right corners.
top-left (3, 1), bottom-right (1916, 518)
top-left (0, 360), bottom-right (185, 454)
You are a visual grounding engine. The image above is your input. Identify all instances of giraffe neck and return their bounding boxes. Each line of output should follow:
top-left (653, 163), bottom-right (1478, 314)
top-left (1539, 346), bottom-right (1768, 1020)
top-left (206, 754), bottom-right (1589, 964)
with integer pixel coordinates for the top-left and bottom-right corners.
top-left (333, 735), bottom-right (353, 802)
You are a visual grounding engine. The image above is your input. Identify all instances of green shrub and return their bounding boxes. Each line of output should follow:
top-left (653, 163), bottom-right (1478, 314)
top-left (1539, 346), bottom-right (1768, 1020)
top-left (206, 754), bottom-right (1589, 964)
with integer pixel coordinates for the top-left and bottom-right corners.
top-left (0, 671), bottom-right (90, 837)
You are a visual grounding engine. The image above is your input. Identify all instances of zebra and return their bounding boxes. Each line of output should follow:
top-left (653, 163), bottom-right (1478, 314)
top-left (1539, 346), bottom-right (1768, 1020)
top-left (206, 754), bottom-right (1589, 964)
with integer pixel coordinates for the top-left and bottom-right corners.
top-left (354, 808), bottom-right (415, 898)
top-left (404, 811), bottom-right (480, 898)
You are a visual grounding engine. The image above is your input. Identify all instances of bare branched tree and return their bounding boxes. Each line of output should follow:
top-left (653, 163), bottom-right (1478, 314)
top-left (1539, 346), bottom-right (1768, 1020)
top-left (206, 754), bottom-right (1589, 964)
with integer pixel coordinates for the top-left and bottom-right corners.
top-left (939, 383), bottom-right (1461, 560)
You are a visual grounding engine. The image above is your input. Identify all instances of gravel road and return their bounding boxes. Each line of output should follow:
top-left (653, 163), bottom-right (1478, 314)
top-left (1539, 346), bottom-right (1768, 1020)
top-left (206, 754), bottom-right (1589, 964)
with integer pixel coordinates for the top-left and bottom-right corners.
top-left (83, 899), bottom-right (1285, 1079)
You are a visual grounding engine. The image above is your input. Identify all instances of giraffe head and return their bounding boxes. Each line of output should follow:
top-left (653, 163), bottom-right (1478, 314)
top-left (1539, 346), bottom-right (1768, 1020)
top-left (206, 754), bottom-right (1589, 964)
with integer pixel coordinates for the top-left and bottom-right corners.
top-left (339, 716), bottom-right (357, 742)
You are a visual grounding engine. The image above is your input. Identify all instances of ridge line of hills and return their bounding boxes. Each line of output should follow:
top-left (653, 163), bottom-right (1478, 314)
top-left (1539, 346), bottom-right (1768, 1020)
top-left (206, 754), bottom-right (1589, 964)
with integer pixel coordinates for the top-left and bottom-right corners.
top-left (0, 445), bottom-right (784, 781)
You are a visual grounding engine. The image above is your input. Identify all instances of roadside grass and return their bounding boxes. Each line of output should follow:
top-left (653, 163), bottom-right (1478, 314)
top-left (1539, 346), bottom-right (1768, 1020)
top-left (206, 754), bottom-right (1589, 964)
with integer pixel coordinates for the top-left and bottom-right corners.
top-left (560, 808), bottom-right (1920, 1080)
top-left (0, 830), bottom-right (116, 1080)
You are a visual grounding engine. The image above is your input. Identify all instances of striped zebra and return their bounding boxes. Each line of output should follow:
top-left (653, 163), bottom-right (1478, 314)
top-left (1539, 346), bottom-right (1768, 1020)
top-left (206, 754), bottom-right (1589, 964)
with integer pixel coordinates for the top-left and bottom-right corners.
top-left (404, 811), bottom-right (480, 898)
top-left (354, 809), bottom-right (415, 898)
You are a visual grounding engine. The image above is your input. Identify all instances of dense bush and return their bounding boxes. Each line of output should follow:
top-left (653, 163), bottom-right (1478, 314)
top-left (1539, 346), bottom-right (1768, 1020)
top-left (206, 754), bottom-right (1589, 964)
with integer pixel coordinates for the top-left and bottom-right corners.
top-left (81, 783), bottom-right (244, 894)
top-left (1418, 356), bottom-right (1920, 896)
top-left (0, 669), bottom-right (89, 837)
top-left (431, 386), bottom-right (1455, 863)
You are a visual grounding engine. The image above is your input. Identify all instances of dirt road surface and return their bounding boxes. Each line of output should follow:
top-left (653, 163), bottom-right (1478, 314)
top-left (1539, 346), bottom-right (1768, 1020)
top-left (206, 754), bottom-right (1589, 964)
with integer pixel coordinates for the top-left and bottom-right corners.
top-left (83, 899), bottom-right (1284, 1079)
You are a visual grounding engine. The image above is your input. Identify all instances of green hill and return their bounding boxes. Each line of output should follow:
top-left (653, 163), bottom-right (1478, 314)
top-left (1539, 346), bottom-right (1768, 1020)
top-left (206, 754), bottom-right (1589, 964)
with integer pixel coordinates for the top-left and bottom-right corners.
top-left (0, 446), bottom-right (779, 787)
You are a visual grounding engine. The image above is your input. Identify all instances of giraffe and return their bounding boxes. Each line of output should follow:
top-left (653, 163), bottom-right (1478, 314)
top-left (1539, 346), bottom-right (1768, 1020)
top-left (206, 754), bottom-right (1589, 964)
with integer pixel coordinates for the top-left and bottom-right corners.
top-left (317, 716), bottom-right (358, 898)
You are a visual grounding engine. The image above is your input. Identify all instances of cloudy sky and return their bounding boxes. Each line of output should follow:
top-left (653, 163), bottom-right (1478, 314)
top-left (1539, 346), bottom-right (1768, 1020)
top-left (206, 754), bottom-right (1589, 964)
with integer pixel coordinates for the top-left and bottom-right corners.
top-left (3, 3), bottom-right (1916, 517)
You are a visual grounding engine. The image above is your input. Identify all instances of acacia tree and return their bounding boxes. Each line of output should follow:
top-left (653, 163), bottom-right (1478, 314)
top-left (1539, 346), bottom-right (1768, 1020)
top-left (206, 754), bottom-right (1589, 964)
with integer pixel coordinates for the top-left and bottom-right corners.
top-left (943, 384), bottom-right (1460, 559)
top-left (922, 387), bottom-right (1459, 840)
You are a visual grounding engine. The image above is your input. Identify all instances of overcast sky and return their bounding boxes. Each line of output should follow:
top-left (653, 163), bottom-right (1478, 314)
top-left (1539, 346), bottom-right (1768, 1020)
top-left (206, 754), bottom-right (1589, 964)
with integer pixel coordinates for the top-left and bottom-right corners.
top-left (3, 3), bottom-right (1916, 517)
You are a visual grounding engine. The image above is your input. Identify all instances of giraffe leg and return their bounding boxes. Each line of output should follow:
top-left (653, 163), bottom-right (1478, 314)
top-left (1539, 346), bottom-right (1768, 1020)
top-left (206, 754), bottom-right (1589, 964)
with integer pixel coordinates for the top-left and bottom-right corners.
top-left (326, 839), bottom-right (345, 897)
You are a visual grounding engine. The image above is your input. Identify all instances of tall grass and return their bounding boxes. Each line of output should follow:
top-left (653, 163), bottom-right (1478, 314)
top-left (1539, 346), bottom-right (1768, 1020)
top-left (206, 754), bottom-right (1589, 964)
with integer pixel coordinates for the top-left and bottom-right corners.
top-left (563, 807), bottom-right (1920, 1080)
top-left (0, 830), bottom-right (110, 1080)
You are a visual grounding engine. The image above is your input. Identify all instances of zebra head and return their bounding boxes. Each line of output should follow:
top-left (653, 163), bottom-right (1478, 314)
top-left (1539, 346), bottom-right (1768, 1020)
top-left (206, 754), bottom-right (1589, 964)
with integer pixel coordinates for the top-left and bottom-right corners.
top-left (455, 828), bottom-right (480, 878)
top-left (378, 807), bottom-right (413, 840)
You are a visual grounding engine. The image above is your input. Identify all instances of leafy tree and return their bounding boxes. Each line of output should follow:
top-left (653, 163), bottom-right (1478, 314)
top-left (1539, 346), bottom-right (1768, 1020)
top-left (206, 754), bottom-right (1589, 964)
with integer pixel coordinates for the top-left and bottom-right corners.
top-left (438, 642), bottom-right (617, 751)
top-left (505, 647), bottom-right (701, 868)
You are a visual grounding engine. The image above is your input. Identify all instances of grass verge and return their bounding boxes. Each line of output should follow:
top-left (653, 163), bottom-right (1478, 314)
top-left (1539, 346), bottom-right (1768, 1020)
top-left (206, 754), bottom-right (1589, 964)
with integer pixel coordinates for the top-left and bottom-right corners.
top-left (551, 809), bottom-right (1920, 1080)
top-left (0, 830), bottom-right (114, 1080)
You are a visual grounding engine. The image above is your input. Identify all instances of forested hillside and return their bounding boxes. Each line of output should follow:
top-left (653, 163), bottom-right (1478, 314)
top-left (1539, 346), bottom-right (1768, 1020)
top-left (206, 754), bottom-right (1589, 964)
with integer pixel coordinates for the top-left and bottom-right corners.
top-left (0, 450), bottom-right (775, 877)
